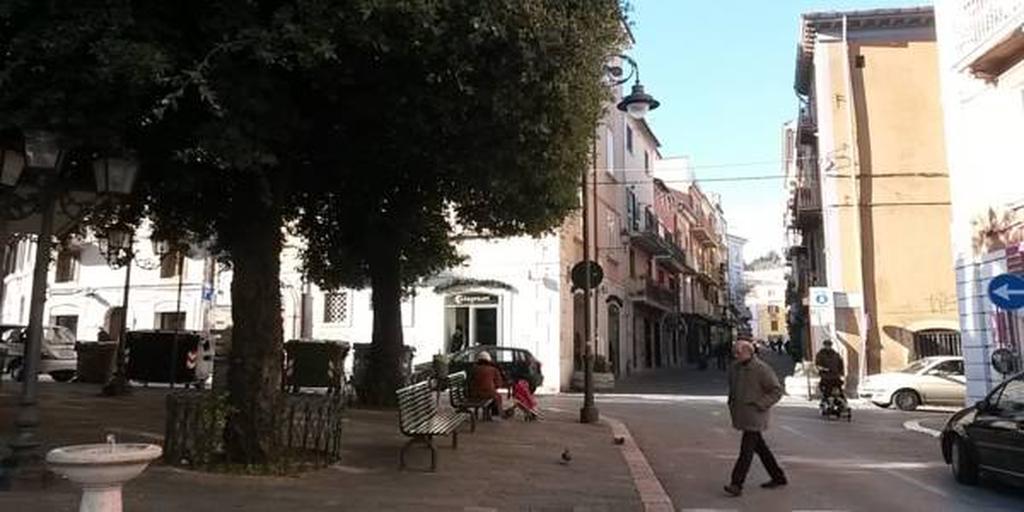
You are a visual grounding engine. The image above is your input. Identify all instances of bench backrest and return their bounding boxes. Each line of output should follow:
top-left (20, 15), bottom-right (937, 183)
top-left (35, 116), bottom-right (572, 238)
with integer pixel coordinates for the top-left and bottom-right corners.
top-left (447, 371), bottom-right (469, 408)
top-left (396, 380), bottom-right (437, 433)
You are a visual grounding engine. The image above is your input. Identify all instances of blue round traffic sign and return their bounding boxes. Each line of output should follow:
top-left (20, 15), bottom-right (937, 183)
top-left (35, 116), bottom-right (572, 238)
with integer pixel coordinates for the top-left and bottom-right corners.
top-left (988, 273), bottom-right (1024, 310)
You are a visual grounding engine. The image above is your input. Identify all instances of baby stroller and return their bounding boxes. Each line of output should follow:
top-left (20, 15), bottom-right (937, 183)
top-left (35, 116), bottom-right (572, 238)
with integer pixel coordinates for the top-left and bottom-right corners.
top-left (817, 368), bottom-right (852, 421)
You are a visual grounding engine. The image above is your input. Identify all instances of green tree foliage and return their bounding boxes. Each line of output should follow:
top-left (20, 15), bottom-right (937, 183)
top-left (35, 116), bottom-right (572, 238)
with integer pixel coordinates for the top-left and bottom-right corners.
top-left (295, 0), bottom-right (626, 404)
top-left (0, 0), bottom-right (627, 460)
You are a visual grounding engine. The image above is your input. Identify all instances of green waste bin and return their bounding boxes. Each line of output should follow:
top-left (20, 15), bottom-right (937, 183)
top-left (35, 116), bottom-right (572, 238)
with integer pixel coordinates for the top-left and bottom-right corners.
top-left (282, 339), bottom-right (350, 393)
top-left (75, 342), bottom-right (118, 384)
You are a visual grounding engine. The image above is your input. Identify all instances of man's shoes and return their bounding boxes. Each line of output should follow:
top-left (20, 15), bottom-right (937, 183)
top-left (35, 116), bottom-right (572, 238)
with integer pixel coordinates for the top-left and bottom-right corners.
top-left (761, 479), bottom-right (787, 489)
top-left (723, 484), bottom-right (743, 497)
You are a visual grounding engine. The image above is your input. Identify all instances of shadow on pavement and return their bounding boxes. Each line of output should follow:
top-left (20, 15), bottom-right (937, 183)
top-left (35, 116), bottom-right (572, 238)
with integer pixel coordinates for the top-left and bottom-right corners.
top-left (610, 351), bottom-right (797, 397)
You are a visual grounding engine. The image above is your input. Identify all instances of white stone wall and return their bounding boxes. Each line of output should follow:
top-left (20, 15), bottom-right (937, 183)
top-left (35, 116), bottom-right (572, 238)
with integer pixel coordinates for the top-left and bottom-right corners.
top-left (935, 0), bottom-right (1024, 402)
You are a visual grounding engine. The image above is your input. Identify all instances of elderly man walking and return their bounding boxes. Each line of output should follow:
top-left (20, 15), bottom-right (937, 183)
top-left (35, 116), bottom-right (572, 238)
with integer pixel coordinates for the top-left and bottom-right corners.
top-left (724, 339), bottom-right (787, 497)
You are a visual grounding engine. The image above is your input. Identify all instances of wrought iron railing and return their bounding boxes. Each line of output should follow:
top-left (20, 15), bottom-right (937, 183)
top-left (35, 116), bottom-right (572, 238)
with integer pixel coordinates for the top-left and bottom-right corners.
top-left (164, 391), bottom-right (345, 469)
top-left (956, 0), bottom-right (1024, 60)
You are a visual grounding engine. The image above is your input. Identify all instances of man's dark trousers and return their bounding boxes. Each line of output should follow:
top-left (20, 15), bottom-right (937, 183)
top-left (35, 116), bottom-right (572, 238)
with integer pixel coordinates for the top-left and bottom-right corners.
top-left (730, 431), bottom-right (786, 486)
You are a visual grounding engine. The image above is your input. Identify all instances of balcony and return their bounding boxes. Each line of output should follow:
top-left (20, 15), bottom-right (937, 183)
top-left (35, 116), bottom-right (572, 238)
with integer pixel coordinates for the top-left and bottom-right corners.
top-left (691, 219), bottom-right (717, 247)
top-left (955, 0), bottom-right (1024, 79)
top-left (629, 207), bottom-right (695, 274)
top-left (628, 276), bottom-right (678, 311)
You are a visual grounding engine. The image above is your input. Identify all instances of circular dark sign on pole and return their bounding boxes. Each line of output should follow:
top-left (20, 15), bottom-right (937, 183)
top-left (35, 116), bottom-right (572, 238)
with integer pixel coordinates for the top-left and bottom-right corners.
top-left (992, 348), bottom-right (1020, 376)
top-left (571, 261), bottom-right (604, 290)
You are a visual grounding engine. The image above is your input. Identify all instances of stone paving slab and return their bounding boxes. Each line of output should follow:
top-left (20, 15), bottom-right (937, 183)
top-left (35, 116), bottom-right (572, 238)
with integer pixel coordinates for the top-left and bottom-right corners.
top-left (0, 383), bottom-right (643, 511)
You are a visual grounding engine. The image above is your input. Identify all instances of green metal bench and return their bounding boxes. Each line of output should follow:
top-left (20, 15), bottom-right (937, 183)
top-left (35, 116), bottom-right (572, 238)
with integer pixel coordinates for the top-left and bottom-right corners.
top-left (447, 371), bottom-right (493, 432)
top-left (396, 380), bottom-right (468, 471)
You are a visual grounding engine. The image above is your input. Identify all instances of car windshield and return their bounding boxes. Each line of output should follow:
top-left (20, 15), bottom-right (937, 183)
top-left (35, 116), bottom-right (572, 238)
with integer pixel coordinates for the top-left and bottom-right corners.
top-left (44, 327), bottom-right (76, 345)
top-left (899, 359), bottom-right (933, 374)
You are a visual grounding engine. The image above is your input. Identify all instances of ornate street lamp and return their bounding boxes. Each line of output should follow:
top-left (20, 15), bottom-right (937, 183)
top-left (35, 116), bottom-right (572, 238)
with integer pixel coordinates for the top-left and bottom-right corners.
top-left (609, 55), bottom-right (661, 120)
top-left (0, 148), bottom-right (25, 188)
top-left (579, 55), bottom-right (660, 424)
top-left (99, 224), bottom-right (136, 396)
top-left (3, 129), bottom-right (140, 473)
top-left (93, 154), bottom-right (139, 196)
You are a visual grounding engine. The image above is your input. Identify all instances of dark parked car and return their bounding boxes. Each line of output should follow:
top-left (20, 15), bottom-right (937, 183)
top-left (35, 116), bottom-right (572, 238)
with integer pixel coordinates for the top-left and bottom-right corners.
top-left (413, 345), bottom-right (543, 392)
top-left (942, 371), bottom-right (1024, 485)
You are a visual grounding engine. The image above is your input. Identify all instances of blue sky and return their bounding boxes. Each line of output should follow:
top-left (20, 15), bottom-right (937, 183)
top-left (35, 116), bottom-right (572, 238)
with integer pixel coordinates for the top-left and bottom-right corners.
top-left (629, 0), bottom-right (931, 261)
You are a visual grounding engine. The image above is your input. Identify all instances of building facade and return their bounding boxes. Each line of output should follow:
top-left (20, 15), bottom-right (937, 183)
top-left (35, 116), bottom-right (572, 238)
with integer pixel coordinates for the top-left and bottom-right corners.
top-left (1, 228), bottom-right (215, 341)
top-left (934, 0), bottom-right (1024, 401)
top-left (744, 267), bottom-right (788, 343)
top-left (786, 7), bottom-right (959, 388)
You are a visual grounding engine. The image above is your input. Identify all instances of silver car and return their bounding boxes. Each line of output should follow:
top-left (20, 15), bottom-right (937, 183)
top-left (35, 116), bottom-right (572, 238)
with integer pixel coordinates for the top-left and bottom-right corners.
top-left (2, 325), bottom-right (78, 382)
top-left (859, 356), bottom-right (966, 411)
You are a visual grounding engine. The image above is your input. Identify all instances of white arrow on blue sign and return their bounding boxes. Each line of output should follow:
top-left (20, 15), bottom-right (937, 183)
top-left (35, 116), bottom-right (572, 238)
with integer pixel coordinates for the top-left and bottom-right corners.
top-left (988, 273), bottom-right (1024, 310)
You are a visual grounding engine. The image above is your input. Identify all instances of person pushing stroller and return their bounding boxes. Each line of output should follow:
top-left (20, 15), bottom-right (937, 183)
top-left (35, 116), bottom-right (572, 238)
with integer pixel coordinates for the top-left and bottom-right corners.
top-left (814, 340), bottom-right (850, 419)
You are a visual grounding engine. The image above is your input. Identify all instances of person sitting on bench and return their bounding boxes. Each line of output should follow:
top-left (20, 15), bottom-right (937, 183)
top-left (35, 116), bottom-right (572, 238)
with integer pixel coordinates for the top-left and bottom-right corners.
top-left (469, 351), bottom-right (504, 417)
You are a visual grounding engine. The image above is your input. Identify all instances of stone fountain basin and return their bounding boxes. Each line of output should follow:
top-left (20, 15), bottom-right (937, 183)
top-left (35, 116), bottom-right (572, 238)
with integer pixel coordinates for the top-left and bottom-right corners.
top-left (47, 443), bottom-right (163, 485)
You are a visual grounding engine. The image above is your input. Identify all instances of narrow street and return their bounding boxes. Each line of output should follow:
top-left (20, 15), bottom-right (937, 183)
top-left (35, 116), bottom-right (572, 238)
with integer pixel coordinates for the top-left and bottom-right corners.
top-left (548, 355), bottom-right (1024, 512)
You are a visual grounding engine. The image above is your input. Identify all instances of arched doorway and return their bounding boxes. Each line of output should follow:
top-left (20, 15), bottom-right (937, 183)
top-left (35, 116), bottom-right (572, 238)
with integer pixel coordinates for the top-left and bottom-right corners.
top-left (106, 306), bottom-right (125, 341)
top-left (607, 304), bottom-right (620, 376)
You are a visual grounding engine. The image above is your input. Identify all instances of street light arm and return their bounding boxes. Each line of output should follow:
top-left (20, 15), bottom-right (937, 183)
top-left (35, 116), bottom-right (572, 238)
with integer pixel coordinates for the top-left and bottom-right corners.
top-left (604, 53), bottom-right (640, 87)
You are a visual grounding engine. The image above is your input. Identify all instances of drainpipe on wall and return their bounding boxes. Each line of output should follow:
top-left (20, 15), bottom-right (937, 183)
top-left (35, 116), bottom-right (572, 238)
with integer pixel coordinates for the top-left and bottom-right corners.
top-left (842, 14), bottom-right (869, 389)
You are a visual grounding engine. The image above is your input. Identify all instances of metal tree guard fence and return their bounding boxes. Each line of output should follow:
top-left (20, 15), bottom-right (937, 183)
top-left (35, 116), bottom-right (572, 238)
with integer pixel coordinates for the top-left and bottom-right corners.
top-left (164, 391), bottom-right (345, 469)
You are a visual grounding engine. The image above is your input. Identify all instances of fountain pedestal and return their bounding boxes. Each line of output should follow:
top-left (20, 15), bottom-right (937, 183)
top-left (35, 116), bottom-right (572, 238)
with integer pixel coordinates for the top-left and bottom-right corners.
top-left (46, 443), bottom-right (162, 512)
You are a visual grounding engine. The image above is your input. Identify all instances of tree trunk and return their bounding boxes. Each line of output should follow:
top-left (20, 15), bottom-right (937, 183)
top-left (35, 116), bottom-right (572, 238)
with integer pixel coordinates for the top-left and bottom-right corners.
top-left (223, 191), bottom-right (284, 464)
top-left (362, 234), bottom-right (405, 406)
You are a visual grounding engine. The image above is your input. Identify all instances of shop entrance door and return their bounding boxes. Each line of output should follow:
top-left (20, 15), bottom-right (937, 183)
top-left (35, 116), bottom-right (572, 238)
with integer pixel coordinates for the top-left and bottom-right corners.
top-left (444, 293), bottom-right (501, 351)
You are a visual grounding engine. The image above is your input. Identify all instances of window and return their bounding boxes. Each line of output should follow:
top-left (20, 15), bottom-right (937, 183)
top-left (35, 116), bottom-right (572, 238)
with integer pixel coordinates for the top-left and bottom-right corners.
top-left (994, 378), bottom-right (1024, 413)
top-left (323, 291), bottom-right (349, 324)
top-left (644, 151), bottom-right (650, 172)
top-left (605, 127), bottom-right (615, 176)
top-left (913, 329), bottom-right (961, 359)
top-left (625, 188), bottom-right (639, 231)
top-left (626, 125), bottom-right (634, 154)
top-left (770, 320), bottom-right (779, 332)
top-left (160, 250), bottom-right (183, 278)
top-left (930, 360), bottom-right (964, 376)
top-left (51, 315), bottom-right (79, 337)
top-left (156, 312), bottom-right (186, 330)
top-left (55, 249), bottom-right (78, 283)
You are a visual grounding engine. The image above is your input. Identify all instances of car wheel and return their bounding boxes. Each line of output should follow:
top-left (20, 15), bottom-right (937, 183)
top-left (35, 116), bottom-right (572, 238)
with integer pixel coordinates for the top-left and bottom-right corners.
top-left (49, 370), bottom-right (75, 383)
top-left (871, 401), bottom-right (891, 409)
top-left (951, 436), bottom-right (979, 485)
top-left (893, 389), bottom-right (921, 411)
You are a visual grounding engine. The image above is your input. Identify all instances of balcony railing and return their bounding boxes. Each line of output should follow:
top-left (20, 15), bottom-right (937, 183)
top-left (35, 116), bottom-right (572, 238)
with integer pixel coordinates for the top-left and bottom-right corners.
top-left (955, 0), bottom-right (1024, 77)
top-left (628, 276), bottom-right (678, 311)
top-left (629, 206), bottom-right (694, 274)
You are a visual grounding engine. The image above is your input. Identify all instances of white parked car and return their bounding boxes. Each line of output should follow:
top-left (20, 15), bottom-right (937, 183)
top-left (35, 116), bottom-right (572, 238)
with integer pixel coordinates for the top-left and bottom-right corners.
top-left (859, 356), bottom-right (965, 411)
top-left (1, 325), bottom-right (78, 382)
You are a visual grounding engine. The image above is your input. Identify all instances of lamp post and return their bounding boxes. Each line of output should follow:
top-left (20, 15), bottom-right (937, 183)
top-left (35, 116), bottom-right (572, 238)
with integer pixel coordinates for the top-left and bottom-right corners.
top-left (580, 55), bottom-right (660, 424)
top-left (1, 130), bottom-right (139, 473)
top-left (152, 236), bottom-right (187, 388)
top-left (99, 224), bottom-right (137, 396)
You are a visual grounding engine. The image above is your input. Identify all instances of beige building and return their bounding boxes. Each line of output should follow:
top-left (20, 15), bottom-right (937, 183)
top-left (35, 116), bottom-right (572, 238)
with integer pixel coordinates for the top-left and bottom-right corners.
top-left (786, 7), bottom-right (959, 383)
top-left (744, 267), bottom-right (789, 343)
